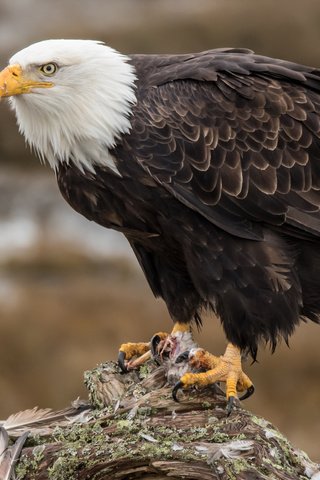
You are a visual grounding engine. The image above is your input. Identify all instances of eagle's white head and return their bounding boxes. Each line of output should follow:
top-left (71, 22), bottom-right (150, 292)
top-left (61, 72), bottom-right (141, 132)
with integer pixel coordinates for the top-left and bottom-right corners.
top-left (0, 39), bottom-right (137, 172)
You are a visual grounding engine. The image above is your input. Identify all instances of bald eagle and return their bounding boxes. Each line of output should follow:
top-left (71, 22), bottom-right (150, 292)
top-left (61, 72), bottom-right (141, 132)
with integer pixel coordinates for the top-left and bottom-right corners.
top-left (1, 40), bottom-right (320, 413)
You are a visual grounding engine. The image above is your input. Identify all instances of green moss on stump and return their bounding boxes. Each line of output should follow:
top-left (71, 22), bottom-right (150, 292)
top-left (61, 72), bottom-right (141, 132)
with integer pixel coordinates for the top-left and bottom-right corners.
top-left (10, 361), bottom-right (319, 479)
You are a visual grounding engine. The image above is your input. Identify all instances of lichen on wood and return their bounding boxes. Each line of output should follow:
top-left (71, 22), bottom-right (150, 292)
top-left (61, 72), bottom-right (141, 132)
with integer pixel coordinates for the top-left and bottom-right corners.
top-left (0, 360), bottom-right (319, 479)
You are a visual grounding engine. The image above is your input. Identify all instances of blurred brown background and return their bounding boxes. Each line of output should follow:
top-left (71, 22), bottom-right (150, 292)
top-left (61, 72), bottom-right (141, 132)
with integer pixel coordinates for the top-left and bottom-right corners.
top-left (0, 0), bottom-right (319, 461)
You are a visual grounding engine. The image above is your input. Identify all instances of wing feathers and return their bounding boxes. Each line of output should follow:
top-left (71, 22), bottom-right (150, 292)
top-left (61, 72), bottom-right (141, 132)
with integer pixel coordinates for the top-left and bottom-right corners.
top-left (129, 49), bottom-right (320, 239)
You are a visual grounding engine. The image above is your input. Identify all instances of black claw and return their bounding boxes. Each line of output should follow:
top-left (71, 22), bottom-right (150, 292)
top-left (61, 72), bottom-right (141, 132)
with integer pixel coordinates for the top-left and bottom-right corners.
top-left (150, 334), bottom-right (162, 365)
top-left (226, 396), bottom-right (235, 416)
top-left (118, 351), bottom-right (128, 373)
top-left (151, 334), bottom-right (161, 357)
top-left (239, 385), bottom-right (255, 401)
top-left (172, 381), bottom-right (184, 402)
top-left (175, 350), bottom-right (190, 364)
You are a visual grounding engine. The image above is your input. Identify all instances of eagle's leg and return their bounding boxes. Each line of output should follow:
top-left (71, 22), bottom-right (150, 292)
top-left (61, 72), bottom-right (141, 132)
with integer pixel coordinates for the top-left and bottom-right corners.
top-left (172, 343), bottom-right (254, 415)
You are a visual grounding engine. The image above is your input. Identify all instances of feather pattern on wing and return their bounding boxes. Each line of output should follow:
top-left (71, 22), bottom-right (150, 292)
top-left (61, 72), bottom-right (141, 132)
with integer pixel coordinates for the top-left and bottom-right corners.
top-left (119, 49), bottom-right (320, 241)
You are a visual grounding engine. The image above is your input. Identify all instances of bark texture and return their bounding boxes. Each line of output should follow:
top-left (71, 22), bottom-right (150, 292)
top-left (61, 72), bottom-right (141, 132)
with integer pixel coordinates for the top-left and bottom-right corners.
top-left (1, 361), bottom-right (319, 480)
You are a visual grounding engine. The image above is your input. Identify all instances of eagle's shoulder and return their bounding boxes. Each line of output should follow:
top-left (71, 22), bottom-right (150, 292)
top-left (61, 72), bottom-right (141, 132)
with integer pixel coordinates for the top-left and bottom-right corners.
top-left (129, 48), bottom-right (320, 90)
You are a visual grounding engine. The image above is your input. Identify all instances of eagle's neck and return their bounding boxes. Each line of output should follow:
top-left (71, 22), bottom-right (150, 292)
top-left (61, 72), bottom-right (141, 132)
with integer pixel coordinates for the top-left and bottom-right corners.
top-left (9, 48), bottom-right (137, 173)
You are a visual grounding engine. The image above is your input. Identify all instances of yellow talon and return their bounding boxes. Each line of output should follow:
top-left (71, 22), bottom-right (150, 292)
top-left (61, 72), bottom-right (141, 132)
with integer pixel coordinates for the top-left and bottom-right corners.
top-left (173, 343), bottom-right (254, 412)
top-left (118, 342), bottom-right (150, 372)
top-left (119, 342), bottom-right (150, 359)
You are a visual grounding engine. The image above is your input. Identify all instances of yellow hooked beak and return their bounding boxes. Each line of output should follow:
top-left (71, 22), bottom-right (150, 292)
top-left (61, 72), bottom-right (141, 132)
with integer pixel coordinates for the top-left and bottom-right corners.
top-left (0, 64), bottom-right (53, 98)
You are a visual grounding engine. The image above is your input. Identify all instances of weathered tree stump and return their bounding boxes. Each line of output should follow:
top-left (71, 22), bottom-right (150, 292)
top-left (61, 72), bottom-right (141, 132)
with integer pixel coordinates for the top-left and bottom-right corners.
top-left (0, 360), bottom-right (319, 479)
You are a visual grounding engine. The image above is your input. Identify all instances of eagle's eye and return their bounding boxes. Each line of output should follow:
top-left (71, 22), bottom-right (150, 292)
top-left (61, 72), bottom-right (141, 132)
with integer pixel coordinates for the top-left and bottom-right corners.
top-left (39, 63), bottom-right (58, 76)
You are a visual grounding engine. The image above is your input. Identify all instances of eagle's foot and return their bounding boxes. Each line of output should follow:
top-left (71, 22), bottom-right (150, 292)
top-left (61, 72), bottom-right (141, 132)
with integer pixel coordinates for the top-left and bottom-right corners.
top-left (118, 333), bottom-right (168, 372)
top-left (118, 323), bottom-right (193, 372)
top-left (118, 342), bottom-right (150, 372)
top-left (172, 343), bottom-right (254, 415)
